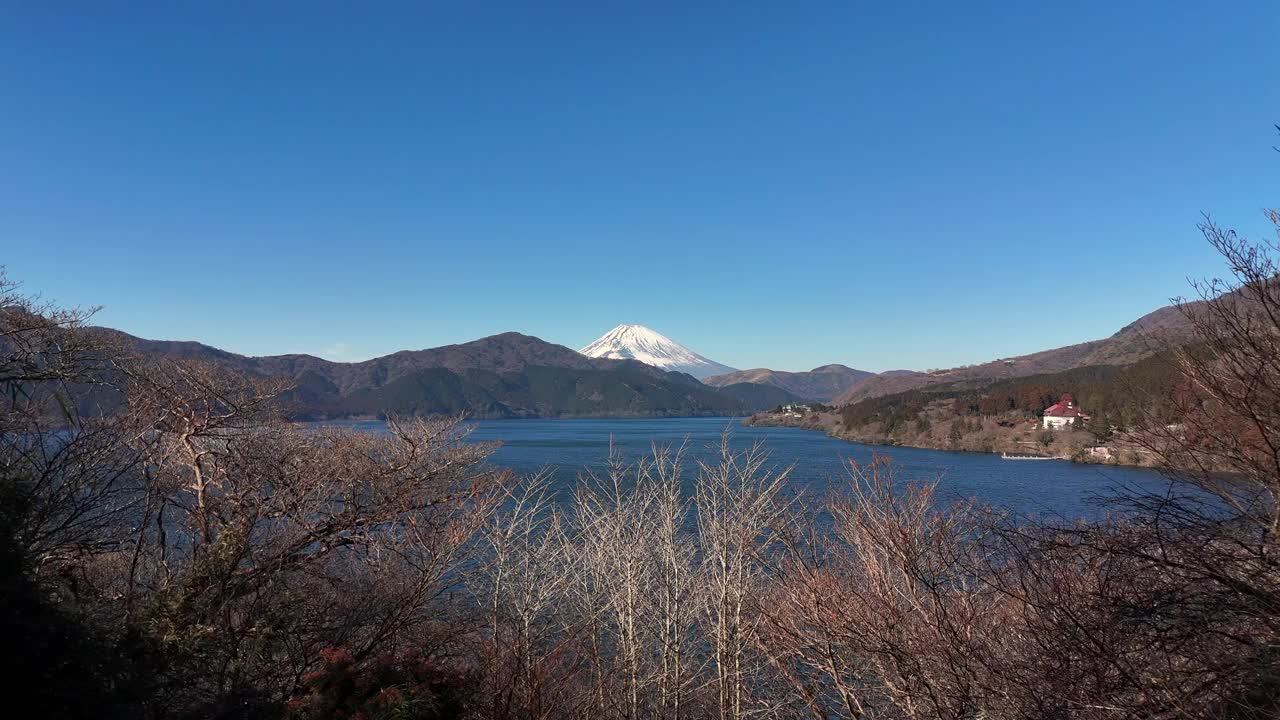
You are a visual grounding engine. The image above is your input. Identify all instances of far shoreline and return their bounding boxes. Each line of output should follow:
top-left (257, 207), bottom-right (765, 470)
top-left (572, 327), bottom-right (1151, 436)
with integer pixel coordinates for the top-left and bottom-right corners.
top-left (742, 411), bottom-right (1160, 470)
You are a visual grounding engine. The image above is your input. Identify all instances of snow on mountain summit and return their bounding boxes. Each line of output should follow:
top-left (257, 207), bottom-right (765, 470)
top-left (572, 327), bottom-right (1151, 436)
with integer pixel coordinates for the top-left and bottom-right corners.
top-left (578, 324), bottom-right (738, 380)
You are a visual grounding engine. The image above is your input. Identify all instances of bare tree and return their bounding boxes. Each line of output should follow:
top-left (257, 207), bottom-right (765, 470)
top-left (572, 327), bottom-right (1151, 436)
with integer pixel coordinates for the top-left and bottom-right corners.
top-left (572, 444), bottom-right (663, 720)
top-left (0, 267), bottom-right (139, 575)
top-left (1147, 209), bottom-right (1280, 520)
top-left (695, 434), bottom-right (792, 720)
top-left (758, 457), bottom-right (1002, 720)
top-left (127, 406), bottom-right (509, 706)
top-left (475, 469), bottom-right (580, 719)
top-left (645, 443), bottom-right (699, 720)
top-left (1066, 206), bottom-right (1280, 718)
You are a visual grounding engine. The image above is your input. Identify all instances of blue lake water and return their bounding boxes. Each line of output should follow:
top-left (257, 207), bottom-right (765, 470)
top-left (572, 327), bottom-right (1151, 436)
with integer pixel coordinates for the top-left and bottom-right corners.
top-left (328, 417), bottom-right (1174, 520)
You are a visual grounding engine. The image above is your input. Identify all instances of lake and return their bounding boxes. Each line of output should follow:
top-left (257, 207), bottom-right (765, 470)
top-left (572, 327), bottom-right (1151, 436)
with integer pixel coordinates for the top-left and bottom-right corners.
top-left (329, 416), bottom-right (1174, 520)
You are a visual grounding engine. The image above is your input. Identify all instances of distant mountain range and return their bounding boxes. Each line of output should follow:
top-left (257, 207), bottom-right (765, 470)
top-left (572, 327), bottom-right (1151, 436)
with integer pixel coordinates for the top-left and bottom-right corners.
top-left (90, 294), bottom-right (1209, 421)
top-left (579, 324), bottom-right (737, 379)
top-left (704, 364), bottom-right (875, 404)
top-left (104, 329), bottom-right (804, 419)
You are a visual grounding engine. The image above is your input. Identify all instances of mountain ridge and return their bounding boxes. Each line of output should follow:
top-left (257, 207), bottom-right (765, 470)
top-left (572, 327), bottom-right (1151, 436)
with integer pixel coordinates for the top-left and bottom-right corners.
top-left (99, 328), bottom-right (798, 419)
top-left (834, 299), bottom-right (1201, 405)
top-left (705, 364), bottom-right (875, 404)
top-left (93, 293), bottom-right (1215, 417)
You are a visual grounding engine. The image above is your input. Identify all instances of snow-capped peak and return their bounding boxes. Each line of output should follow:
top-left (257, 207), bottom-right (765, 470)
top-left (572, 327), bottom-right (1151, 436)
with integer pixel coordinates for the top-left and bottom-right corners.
top-left (578, 324), bottom-right (737, 380)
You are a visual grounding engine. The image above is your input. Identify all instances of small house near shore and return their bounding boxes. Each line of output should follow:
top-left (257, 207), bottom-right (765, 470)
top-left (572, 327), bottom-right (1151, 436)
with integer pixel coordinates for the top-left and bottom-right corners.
top-left (1042, 393), bottom-right (1087, 429)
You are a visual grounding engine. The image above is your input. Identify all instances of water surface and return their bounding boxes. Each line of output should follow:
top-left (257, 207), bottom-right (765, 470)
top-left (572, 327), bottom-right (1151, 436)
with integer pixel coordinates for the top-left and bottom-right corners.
top-left (330, 417), bottom-right (1172, 520)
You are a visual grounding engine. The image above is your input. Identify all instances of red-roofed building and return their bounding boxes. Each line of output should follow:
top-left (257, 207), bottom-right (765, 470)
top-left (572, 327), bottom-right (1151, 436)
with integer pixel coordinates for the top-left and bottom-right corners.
top-left (1042, 393), bottom-right (1088, 429)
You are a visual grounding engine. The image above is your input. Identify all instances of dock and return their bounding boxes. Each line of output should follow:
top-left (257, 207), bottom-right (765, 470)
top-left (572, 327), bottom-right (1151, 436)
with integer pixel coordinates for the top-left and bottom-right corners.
top-left (1000, 452), bottom-right (1063, 461)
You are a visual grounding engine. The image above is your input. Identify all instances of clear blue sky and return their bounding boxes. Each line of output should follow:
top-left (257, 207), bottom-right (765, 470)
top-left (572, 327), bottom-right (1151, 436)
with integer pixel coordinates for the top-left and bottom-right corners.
top-left (2, 2), bottom-right (1276, 372)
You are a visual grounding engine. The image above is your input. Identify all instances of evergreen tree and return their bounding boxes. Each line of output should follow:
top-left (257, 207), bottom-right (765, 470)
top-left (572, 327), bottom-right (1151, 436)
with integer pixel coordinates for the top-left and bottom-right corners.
top-left (1088, 413), bottom-right (1113, 443)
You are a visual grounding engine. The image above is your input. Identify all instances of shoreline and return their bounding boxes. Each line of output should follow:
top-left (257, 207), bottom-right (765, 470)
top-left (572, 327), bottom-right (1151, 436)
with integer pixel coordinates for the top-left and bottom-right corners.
top-left (742, 412), bottom-right (1159, 469)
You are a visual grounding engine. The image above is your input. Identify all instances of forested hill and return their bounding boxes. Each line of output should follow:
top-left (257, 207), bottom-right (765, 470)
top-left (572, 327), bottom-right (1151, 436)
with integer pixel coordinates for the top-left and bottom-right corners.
top-left (97, 329), bottom-right (805, 419)
top-left (837, 297), bottom-right (1203, 404)
top-left (839, 349), bottom-right (1183, 439)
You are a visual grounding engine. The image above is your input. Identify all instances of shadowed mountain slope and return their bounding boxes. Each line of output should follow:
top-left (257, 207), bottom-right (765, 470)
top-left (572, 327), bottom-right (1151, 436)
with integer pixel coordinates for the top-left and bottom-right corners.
top-left (100, 329), bottom-right (796, 419)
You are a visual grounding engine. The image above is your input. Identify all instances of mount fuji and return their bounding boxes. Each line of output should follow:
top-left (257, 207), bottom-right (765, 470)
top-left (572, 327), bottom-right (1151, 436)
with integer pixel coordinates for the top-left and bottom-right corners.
top-left (578, 324), bottom-right (738, 380)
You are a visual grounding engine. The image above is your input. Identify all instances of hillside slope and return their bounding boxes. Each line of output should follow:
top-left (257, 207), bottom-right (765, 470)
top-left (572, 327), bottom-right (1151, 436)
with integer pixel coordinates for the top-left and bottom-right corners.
top-left (705, 364), bottom-right (874, 403)
top-left (837, 300), bottom-right (1200, 404)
